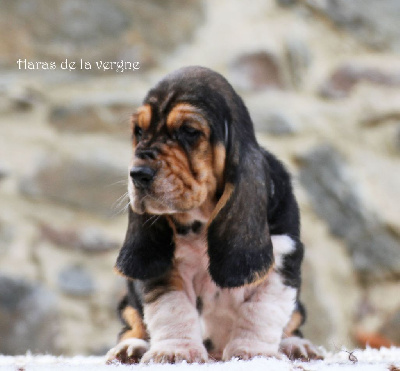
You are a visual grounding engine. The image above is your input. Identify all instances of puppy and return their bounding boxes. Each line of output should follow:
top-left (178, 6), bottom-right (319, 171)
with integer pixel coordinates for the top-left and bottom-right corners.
top-left (106, 66), bottom-right (322, 364)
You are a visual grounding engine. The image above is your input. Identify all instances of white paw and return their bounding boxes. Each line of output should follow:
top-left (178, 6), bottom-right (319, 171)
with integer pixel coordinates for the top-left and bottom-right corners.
top-left (280, 337), bottom-right (324, 361)
top-left (140, 340), bottom-right (208, 364)
top-left (106, 338), bottom-right (149, 364)
top-left (223, 339), bottom-right (282, 361)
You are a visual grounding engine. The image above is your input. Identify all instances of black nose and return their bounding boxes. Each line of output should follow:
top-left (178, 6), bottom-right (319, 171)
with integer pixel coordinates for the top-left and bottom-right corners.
top-left (130, 166), bottom-right (156, 189)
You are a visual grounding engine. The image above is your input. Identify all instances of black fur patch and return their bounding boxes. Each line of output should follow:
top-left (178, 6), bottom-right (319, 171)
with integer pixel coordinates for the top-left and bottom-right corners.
top-left (115, 208), bottom-right (175, 280)
top-left (116, 283), bottom-right (145, 340)
top-left (139, 273), bottom-right (175, 304)
top-left (191, 220), bottom-right (203, 234)
top-left (173, 219), bottom-right (203, 236)
top-left (196, 296), bottom-right (203, 314)
top-left (280, 240), bottom-right (304, 288)
top-left (203, 338), bottom-right (214, 352)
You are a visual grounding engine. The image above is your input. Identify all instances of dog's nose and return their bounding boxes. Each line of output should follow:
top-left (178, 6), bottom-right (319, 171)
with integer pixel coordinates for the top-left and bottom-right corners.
top-left (130, 166), bottom-right (156, 189)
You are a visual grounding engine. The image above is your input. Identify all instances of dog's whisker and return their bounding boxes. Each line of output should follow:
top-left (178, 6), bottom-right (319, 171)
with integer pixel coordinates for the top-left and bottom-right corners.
top-left (142, 192), bottom-right (171, 210)
top-left (105, 179), bottom-right (128, 188)
top-left (143, 214), bottom-right (159, 227)
top-left (148, 215), bottom-right (161, 228)
top-left (111, 192), bottom-right (129, 210)
top-left (110, 201), bottom-right (131, 218)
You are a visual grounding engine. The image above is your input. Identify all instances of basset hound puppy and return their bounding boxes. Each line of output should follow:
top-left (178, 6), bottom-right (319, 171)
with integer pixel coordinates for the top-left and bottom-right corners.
top-left (106, 66), bottom-right (323, 364)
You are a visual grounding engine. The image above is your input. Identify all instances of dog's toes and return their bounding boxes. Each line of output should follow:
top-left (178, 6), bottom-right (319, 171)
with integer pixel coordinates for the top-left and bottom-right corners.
top-left (280, 337), bottom-right (324, 361)
top-left (106, 338), bottom-right (149, 364)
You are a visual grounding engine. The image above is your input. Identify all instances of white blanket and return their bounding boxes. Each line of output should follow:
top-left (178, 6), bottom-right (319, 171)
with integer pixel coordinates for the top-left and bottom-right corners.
top-left (0, 347), bottom-right (399, 371)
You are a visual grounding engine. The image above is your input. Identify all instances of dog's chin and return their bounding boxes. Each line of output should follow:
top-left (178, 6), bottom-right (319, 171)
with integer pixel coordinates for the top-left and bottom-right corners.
top-left (129, 198), bottom-right (144, 214)
top-left (129, 189), bottom-right (207, 216)
top-left (129, 197), bottom-right (177, 215)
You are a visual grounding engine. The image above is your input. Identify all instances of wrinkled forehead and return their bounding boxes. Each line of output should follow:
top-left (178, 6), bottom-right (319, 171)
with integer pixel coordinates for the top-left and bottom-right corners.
top-left (135, 102), bottom-right (209, 133)
top-left (136, 68), bottom-right (232, 139)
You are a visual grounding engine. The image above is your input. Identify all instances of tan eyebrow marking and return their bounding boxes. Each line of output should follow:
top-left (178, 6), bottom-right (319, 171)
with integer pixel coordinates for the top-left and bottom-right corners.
top-left (166, 103), bottom-right (207, 131)
top-left (136, 104), bottom-right (152, 130)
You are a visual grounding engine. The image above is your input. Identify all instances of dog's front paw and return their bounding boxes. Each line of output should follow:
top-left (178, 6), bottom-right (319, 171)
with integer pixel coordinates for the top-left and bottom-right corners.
top-left (223, 339), bottom-right (282, 361)
top-left (106, 338), bottom-right (149, 364)
top-left (140, 340), bottom-right (208, 364)
top-left (280, 337), bottom-right (324, 361)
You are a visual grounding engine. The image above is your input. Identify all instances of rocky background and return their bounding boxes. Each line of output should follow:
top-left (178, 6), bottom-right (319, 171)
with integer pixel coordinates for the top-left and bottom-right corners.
top-left (0, 0), bottom-right (400, 356)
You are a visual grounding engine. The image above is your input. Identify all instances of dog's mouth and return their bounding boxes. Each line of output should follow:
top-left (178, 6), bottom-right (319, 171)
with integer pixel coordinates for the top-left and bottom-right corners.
top-left (129, 183), bottom-right (178, 215)
top-left (127, 161), bottom-right (210, 215)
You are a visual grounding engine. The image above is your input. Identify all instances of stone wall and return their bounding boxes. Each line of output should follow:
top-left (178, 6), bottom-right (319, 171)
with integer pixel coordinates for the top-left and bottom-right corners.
top-left (1, 0), bottom-right (399, 356)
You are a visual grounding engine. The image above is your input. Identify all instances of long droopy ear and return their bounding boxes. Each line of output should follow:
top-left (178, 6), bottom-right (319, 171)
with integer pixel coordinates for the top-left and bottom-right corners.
top-left (207, 126), bottom-right (274, 288)
top-left (115, 208), bottom-right (175, 280)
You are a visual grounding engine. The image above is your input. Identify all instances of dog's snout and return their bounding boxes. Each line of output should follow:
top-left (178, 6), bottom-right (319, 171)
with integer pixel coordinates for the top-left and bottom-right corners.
top-left (130, 166), bottom-right (156, 189)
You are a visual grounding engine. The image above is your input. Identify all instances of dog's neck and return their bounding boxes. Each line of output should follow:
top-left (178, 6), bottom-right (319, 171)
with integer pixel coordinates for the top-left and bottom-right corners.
top-left (169, 196), bottom-right (216, 233)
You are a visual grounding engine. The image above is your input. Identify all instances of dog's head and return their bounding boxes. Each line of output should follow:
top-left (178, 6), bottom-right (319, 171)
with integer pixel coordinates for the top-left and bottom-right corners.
top-left (116, 66), bottom-right (274, 288)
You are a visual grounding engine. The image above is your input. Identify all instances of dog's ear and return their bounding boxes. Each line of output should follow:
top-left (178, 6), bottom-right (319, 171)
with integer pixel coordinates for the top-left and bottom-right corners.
top-left (207, 124), bottom-right (274, 288)
top-left (115, 208), bottom-right (175, 280)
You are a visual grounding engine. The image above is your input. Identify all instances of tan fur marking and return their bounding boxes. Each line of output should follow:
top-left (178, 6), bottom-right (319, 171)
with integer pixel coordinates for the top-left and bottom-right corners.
top-left (114, 266), bottom-right (134, 281)
top-left (142, 267), bottom-right (185, 305)
top-left (207, 182), bottom-right (234, 227)
top-left (120, 329), bottom-right (146, 342)
top-left (245, 263), bottom-right (275, 287)
top-left (154, 143), bottom-right (212, 211)
top-left (283, 310), bottom-right (303, 338)
top-left (166, 103), bottom-right (206, 131)
top-left (166, 216), bottom-right (178, 234)
top-left (137, 104), bottom-right (151, 130)
top-left (213, 143), bottom-right (226, 189)
top-left (170, 267), bottom-right (184, 291)
top-left (121, 307), bottom-right (147, 340)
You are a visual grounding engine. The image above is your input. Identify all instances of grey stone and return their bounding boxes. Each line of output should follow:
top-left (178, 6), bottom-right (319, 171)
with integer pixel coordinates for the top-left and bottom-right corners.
top-left (360, 112), bottom-right (400, 128)
top-left (396, 125), bottom-right (400, 153)
top-left (40, 223), bottom-right (120, 253)
top-left (0, 166), bottom-right (8, 181)
top-left (0, 0), bottom-right (205, 69)
top-left (320, 64), bottom-right (400, 99)
top-left (0, 85), bottom-right (42, 113)
top-left (285, 38), bottom-right (312, 89)
top-left (230, 51), bottom-right (285, 91)
top-left (0, 219), bottom-right (14, 255)
top-left (19, 152), bottom-right (127, 217)
top-left (307, 0), bottom-right (400, 52)
top-left (0, 275), bottom-right (59, 355)
top-left (130, 0), bottom-right (205, 52)
top-left (0, 0), bottom-right (130, 68)
top-left (276, 0), bottom-right (298, 6)
top-left (48, 98), bottom-right (137, 136)
top-left (380, 308), bottom-right (400, 344)
top-left (300, 259), bottom-right (335, 346)
top-left (58, 265), bottom-right (95, 297)
top-left (298, 144), bottom-right (400, 280)
top-left (256, 111), bottom-right (298, 136)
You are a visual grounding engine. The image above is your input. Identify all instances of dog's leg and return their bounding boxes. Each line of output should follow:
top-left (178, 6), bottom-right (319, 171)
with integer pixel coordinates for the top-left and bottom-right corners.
top-left (222, 268), bottom-right (297, 361)
top-left (140, 289), bottom-right (208, 364)
top-left (222, 235), bottom-right (300, 361)
top-left (280, 302), bottom-right (324, 361)
top-left (106, 297), bottom-right (149, 364)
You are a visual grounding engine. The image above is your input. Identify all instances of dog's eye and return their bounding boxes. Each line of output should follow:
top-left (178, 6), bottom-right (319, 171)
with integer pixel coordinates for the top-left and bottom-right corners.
top-left (134, 126), bottom-right (143, 141)
top-left (179, 124), bottom-right (201, 139)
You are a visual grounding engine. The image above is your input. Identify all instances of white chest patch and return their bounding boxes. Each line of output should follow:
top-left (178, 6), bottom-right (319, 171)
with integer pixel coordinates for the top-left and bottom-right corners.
top-left (174, 232), bottom-right (296, 357)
